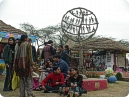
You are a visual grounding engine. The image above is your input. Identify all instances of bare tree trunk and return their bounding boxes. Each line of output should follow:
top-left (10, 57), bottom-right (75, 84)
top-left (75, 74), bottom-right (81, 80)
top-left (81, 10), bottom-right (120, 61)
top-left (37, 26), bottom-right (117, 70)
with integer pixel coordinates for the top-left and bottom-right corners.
top-left (79, 42), bottom-right (84, 74)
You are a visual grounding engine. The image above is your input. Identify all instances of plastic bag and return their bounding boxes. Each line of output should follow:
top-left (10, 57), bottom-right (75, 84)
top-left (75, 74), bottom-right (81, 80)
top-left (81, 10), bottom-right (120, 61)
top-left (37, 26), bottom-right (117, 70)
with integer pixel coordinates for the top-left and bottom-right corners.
top-left (12, 71), bottom-right (19, 90)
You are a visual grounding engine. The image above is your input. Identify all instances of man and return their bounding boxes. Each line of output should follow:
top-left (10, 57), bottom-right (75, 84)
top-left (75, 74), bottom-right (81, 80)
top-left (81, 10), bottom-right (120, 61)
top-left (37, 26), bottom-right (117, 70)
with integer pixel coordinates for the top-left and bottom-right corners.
top-left (41, 40), bottom-right (56, 61)
top-left (53, 54), bottom-right (69, 78)
top-left (41, 66), bottom-right (65, 92)
top-left (13, 35), bottom-right (35, 97)
top-left (28, 39), bottom-right (37, 63)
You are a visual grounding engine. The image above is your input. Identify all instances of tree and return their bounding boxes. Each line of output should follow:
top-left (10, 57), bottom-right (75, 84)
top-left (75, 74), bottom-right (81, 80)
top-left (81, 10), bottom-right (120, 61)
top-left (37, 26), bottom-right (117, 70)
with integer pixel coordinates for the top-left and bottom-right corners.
top-left (20, 23), bottom-right (69, 47)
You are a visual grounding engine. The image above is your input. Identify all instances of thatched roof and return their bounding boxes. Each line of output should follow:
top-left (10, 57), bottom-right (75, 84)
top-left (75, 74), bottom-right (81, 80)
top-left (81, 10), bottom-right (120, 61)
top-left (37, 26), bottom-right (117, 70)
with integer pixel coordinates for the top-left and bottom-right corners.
top-left (73, 38), bottom-right (129, 52)
top-left (0, 20), bottom-right (26, 34)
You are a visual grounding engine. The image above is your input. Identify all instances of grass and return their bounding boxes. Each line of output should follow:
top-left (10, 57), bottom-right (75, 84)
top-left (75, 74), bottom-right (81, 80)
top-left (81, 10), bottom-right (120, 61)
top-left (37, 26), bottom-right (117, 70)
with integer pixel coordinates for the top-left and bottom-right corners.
top-left (0, 76), bottom-right (129, 97)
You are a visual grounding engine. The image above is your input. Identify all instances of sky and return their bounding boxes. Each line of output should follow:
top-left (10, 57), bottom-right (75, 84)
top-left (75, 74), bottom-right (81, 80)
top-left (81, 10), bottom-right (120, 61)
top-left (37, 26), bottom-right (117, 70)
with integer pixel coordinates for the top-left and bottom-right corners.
top-left (0, 0), bottom-right (129, 40)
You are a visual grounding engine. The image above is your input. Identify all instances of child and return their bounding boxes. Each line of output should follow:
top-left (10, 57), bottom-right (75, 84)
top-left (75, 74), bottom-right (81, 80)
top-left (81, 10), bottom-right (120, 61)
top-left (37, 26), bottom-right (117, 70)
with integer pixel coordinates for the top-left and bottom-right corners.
top-left (32, 68), bottom-right (40, 91)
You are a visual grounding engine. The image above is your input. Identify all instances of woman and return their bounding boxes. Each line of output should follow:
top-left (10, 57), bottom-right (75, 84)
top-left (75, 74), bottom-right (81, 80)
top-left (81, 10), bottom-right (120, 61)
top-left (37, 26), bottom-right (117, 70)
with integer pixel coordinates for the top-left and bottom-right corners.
top-left (13, 35), bottom-right (35, 97)
top-left (67, 67), bottom-right (83, 97)
top-left (3, 37), bottom-right (15, 91)
top-left (39, 58), bottom-right (53, 83)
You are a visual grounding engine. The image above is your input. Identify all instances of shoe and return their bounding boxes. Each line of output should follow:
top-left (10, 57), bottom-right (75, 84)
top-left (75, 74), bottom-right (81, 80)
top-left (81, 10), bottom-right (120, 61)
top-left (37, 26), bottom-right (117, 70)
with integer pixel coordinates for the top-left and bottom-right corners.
top-left (62, 87), bottom-right (65, 94)
top-left (74, 92), bottom-right (79, 97)
top-left (70, 91), bottom-right (74, 97)
top-left (58, 87), bottom-right (62, 95)
top-left (3, 88), bottom-right (12, 91)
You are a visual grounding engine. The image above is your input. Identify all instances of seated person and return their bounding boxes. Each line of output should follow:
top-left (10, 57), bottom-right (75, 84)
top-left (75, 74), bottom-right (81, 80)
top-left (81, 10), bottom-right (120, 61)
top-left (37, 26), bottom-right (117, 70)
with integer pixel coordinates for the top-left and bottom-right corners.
top-left (32, 68), bottom-right (40, 91)
top-left (53, 54), bottom-right (69, 78)
top-left (67, 67), bottom-right (83, 97)
top-left (39, 58), bottom-right (53, 82)
top-left (41, 66), bottom-right (65, 93)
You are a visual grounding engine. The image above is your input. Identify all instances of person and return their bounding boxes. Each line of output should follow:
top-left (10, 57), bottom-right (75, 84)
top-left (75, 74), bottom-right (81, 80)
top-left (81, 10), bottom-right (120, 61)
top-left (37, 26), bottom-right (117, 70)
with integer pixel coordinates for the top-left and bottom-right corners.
top-left (70, 58), bottom-right (78, 68)
top-left (28, 39), bottom-right (37, 64)
top-left (15, 38), bottom-right (20, 44)
top-left (53, 54), bottom-right (69, 78)
top-left (38, 58), bottom-right (53, 83)
top-left (41, 66), bottom-right (65, 93)
top-left (13, 35), bottom-right (35, 97)
top-left (31, 68), bottom-right (40, 91)
top-left (67, 67), bottom-right (83, 97)
top-left (58, 45), bottom-right (64, 56)
top-left (41, 40), bottom-right (56, 61)
top-left (61, 45), bottom-right (71, 66)
top-left (3, 37), bottom-right (15, 91)
top-left (41, 42), bottom-right (47, 61)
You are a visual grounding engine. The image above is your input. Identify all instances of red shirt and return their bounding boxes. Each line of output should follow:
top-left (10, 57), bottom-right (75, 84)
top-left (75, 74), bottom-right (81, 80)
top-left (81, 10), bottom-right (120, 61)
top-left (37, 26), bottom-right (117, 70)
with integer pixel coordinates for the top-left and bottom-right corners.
top-left (41, 72), bottom-right (65, 87)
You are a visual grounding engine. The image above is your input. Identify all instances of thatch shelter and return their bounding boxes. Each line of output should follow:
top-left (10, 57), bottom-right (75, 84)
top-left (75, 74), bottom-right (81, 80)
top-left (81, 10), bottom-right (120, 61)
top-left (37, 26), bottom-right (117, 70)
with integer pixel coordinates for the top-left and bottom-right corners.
top-left (0, 20), bottom-right (27, 43)
top-left (71, 38), bottom-right (129, 71)
top-left (0, 20), bottom-right (26, 35)
top-left (73, 38), bottom-right (129, 53)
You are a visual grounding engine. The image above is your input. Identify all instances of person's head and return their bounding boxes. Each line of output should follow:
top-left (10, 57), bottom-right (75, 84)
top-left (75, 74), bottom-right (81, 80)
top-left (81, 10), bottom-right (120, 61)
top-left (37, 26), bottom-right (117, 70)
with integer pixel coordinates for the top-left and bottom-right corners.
top-left (15, 38), bottom-right (20, 43)
top-left (53, 54), bottom-right (61, 62)
top-left (53, 66), bottom-right (60, 74)
top-left (71, 67), bottom-right (79, 75)
top-left (68, 68), bottom-right (72, 75)
top-left (64, 45), bottom-right (69, 50)
top-left (46, 57), bottom-right (53, 65)
top-left (58, 45), bottom-right (63, 51)
top-left (28, 38), bottom-right (32, 43)
top-left (48, 40), bottom-right (53, 46)
top-left (20, 35), bottom-right (28, 42)
top-left (44, 42), bottom-right (48, 46)
top-left (8, 37), bottom-right (15, 45)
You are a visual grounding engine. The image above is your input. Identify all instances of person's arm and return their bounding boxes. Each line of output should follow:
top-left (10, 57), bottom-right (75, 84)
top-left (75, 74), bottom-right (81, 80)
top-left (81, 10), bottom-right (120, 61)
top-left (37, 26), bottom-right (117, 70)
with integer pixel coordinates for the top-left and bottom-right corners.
top-left (3, 45), bottom-right (9, 65)
top-left (59, 73), bottom-right (65, 85)
top-left (50, 46), bottom-right (56, 55)
top-left (32, 72), bottom-right (39, 78)
top-left (27, 43), bottom-right (34, 65)
top-left (41, 74), bottom-right (50, 86)
top-left (66, 76), bottom-right (71, 86)
top-left (41, 49), bottom-right (44, 59)
top-left (58, 61), bottom-right (65, 72)
top-left (77, 75), bottom-right (83, 87)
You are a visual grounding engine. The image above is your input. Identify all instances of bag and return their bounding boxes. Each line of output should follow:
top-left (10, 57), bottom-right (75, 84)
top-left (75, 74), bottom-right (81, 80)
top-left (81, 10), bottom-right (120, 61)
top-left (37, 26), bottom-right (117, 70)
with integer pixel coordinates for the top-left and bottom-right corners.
top-left (12, 71), bottom-right (19, 90)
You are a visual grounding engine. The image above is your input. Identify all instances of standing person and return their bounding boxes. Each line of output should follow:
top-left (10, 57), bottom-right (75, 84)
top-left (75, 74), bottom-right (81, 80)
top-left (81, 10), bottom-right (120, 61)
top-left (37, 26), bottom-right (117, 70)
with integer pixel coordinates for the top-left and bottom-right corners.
top-left (61, 45), bottom-right (71, 66)
top-left (13, 35), bottom-right (35, 97)
top-left (58, 45), bottom-right (71, 66)
top-left (41, 42), bottom-right (47, 61)
top-left (28, 39), bottom-right (37, 64)
top-left (3, 37), bottom-right (15, 91)
top-left (53, 54), bottom-right (69, 78)
top-left (58, 45), bottom-right (63, 56)
top-left (41, 40), bottom-right (56, 61)
top-left (15, 38), bottom-right (20, 44)
top-left (67, 67), bottom-right (83, 97)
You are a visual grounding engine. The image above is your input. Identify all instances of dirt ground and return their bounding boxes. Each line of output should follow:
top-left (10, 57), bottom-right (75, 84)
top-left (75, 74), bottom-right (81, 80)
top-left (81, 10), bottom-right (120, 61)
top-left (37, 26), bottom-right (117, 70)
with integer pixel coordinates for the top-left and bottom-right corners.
top-left (0, 75), bottom-right (129, 97)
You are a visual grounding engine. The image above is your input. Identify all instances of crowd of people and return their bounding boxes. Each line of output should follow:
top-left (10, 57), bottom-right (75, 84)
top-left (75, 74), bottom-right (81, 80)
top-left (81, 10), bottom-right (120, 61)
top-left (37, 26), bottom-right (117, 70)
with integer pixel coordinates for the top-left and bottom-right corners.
top-left (2, 35), bottom-right (86, 97)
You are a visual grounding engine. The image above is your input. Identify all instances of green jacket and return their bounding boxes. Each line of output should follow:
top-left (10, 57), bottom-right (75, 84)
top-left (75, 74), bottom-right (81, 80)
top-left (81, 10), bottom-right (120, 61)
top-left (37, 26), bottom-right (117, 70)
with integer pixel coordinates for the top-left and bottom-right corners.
top-left (3, 44), bottom-right (14, 64)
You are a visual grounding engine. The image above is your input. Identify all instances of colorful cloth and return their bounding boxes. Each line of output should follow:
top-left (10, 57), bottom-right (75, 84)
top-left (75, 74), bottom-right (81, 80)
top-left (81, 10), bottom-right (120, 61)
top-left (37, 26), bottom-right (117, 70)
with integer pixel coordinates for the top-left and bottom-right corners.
top-left (13, 42), bottom-right (33, 76)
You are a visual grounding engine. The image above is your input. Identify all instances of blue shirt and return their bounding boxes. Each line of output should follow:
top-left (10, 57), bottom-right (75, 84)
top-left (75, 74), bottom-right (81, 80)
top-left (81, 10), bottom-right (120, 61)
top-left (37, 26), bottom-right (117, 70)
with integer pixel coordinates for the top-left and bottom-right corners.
top-left (51, 59), bottom-right (69, 76)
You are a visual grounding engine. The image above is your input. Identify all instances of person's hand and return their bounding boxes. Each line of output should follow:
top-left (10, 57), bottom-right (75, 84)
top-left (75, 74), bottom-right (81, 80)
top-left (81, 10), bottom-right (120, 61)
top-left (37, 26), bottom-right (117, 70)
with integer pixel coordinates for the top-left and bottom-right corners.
top-left (74, 84), bottom-right (77, 87)
top-left (56, 82), bottom-right (60, 85)
top-left (46, 68), bottom-right (50, 71)
top-left (42, 86), bottom-right (46, 90)
top-left (71, 83), bottom-right (74, 87)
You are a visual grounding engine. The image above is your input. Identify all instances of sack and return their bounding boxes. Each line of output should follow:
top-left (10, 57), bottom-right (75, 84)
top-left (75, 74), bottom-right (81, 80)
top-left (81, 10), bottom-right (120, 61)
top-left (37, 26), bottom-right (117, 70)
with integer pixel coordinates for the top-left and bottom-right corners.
top-left (12, 71), bottom-right (19, 90)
